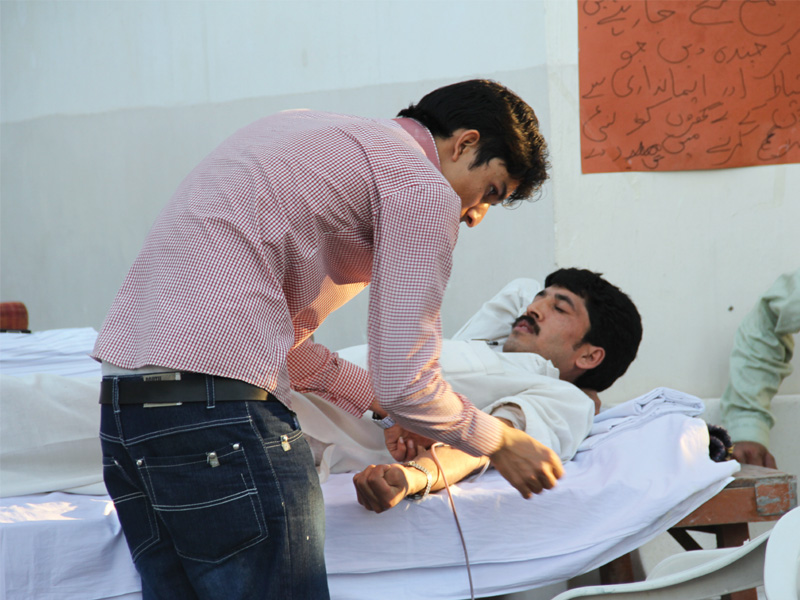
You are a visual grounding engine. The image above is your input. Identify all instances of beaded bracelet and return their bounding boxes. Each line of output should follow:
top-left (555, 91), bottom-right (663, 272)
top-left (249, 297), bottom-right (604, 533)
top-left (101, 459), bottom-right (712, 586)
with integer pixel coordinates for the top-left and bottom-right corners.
top-left (403, 460), bottom-right (433, 500)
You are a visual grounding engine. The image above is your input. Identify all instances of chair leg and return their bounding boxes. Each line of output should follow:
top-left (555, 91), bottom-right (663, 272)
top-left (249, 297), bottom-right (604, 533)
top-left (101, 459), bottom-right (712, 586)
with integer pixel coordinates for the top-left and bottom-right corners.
top-left (599, 553), bottom-right (635, 584)
top-left (716, 523), bottom-right (756, 600)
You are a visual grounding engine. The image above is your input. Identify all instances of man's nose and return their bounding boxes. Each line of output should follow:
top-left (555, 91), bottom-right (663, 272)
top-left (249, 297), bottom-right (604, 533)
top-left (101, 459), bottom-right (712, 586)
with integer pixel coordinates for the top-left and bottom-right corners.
top-left (463, 203), bottom-right (490, 228)
top-left (525, 300), bottom-right (543, 320)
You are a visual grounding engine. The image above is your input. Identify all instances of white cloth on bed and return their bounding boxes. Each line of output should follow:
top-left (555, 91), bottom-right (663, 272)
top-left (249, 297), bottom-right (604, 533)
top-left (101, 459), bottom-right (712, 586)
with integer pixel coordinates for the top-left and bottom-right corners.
top-left (0, 374), bottom-right (107, 497)
top-left (0, 329), bottom-right (105, 496)
top-left (0, 279), bottom-right (594, 496)
top-left (0, 493), bottom-right (141, 600)
top-left (0, 391), bottom-right (738, 600)
top-left (323, 397), bottom-right (739, 599)
top-left (0, 328), bottom-right (101, 378)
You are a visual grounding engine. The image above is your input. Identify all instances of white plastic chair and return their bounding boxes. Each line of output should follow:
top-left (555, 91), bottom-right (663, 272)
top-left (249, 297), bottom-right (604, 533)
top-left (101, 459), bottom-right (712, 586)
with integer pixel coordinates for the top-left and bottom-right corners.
top-left (551, 506), bottom-right (800, 600)
top-left (764, 506), bottom-right (800, 600)
top-left (550, 532), bottom-right (768, 599)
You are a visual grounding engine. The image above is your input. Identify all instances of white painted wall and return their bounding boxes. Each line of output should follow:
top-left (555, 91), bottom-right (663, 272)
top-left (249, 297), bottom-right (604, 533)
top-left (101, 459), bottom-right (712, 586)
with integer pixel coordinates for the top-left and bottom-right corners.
top-left (0, 0), bottom-right (554, 344)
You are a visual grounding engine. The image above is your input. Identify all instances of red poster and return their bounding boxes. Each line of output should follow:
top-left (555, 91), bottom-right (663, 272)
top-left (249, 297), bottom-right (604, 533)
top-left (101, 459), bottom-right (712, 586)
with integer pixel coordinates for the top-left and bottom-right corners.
top-left (578, 0), bottom-right (800, 173)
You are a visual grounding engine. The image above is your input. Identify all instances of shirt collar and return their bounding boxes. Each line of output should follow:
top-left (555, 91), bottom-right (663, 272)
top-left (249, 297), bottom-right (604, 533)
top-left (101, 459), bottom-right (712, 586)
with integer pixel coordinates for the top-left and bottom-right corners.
top-left (392, 118), bottom-right (441, 171)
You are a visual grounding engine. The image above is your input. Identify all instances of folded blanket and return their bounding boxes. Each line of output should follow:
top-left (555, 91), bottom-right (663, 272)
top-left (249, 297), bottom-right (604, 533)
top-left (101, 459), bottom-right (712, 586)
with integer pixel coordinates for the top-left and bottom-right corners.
top-left (579, 387), bottom-right (705, 450)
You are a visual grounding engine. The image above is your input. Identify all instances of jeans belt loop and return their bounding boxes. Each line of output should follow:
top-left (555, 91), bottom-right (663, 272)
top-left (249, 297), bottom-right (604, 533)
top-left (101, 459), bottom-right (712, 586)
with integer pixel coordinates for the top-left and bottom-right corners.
top-left (112, 377), bottom-right (121, 414)
top-left (206, 374), bottom-right (216, 409)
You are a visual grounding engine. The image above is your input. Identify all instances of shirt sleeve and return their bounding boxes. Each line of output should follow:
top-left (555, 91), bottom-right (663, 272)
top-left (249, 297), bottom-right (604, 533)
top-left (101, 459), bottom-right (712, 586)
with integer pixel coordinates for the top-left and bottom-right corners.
top-left (452, 278), bottom-right (542, 344)
top-left (286, 339), bottom-right (375, 417)
top-left (721, 269), bottom-right (800, 446)
top-left (366, 185), bottom-right (504, 457)
top-left (485, 379), bottom-right (595, 462)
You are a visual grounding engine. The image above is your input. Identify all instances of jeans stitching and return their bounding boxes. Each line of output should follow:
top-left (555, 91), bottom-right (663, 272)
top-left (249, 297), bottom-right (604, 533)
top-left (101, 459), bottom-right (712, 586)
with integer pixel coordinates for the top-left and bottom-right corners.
top-left (103, 457), bottom-right (160, 562)
top-left (121, 416), bottom-right (252, 445)
top-left (236, 440), bottom-right (268, 541)
top-left (139, 439), bottom-right (268, 564)
top-left (175, 441), bottom-right (269, 564)
top-left (246, 402), bottom-right (293, 578)
top-left (152, 487), bottom-right (257, 511)
top-left (133, 459), bottom-right (164, 561)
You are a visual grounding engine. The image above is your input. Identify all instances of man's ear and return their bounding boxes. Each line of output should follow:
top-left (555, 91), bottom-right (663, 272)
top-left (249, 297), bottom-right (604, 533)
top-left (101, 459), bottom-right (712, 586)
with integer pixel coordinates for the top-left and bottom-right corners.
top-left (576, 345), bottom-right (605, 371)
top-left (448, 129), bottom-right (481, 161)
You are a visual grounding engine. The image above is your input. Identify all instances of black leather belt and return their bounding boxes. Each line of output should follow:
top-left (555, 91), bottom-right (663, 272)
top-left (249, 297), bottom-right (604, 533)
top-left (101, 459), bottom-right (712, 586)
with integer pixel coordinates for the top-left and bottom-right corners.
top-left (99, 372), bottom-right (276, 405)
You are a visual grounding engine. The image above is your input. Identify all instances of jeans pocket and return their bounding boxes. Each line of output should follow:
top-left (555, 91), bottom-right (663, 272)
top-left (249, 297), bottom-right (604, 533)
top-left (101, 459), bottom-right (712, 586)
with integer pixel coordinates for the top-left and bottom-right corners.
top-left (138, 441), bottom-right (268, 563)
top-left (102, 454), bottom-right (159, 562)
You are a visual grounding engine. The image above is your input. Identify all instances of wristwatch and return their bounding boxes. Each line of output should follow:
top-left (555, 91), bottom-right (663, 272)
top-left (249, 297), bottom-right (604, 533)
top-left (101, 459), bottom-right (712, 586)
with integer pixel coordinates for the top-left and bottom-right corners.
top-left (371, 411), bottom-right (395, 429)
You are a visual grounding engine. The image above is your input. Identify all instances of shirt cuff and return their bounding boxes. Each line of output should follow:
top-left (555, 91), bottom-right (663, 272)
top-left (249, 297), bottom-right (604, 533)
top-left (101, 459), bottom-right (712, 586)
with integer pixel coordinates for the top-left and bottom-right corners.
top-left (725, 415), bottom-right (772, 448)
top-left (327, 358), bottom-right (374, 417)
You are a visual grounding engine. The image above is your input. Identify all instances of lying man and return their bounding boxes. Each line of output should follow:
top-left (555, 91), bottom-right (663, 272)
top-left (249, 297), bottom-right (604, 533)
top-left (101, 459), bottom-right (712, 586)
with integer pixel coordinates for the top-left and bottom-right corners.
top-left (348, 267), bottom-right (643, 512)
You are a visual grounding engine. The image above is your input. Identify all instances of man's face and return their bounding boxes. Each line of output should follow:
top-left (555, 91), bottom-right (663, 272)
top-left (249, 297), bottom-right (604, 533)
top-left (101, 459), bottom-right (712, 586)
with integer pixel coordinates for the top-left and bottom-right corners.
top-left (503, 285), bottom-right (593, 379)
top-left (451, 157), bottom-right (519, 228)
top-left (439, 130), bottom-right (520, 228)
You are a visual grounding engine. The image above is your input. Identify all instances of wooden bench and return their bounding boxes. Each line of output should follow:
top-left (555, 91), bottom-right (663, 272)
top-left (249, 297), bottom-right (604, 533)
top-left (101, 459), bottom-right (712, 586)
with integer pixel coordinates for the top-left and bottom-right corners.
top-left (600, 464), bottom-right (797, 600)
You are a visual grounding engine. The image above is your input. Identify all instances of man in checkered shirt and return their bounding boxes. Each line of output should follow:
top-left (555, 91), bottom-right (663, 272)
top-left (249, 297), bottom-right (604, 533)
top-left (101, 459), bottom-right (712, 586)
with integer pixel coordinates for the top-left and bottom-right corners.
top-left (94, 80), bottom-right (551, 599)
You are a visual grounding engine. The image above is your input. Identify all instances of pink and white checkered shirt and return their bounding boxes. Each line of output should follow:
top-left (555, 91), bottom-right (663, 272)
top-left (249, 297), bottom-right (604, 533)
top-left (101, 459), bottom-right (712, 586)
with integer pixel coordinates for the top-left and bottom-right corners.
top-left (94, 111), bottom-right (503, 457)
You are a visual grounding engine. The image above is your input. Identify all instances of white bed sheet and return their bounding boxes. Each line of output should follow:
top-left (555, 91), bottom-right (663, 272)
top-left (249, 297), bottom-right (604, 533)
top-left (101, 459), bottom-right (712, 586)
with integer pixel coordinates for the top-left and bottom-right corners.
top-left (1, 406), bottom-right (737, 600)
top-left (0, 329), bottom-right (740, 599)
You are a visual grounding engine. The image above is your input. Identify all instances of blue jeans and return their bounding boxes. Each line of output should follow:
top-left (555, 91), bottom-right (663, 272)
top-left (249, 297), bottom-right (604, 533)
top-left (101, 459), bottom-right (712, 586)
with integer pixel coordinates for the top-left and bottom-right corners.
top-left (100, 380), bottom-right (330, 600)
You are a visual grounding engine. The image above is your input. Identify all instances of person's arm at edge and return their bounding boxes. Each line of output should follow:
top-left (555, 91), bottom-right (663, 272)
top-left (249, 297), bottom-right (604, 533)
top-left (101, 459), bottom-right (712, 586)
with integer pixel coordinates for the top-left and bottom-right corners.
top-left (721, 269), bottom-right (800, 467)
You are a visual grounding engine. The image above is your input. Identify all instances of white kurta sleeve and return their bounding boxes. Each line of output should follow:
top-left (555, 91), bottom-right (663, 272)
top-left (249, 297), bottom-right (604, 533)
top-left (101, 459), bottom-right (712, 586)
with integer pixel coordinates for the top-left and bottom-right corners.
top-left (484, 377), bottom-right (595, 462)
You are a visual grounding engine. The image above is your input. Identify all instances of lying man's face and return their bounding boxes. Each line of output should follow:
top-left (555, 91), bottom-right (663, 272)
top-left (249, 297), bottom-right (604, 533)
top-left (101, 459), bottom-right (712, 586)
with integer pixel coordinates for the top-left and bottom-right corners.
top-left (503, 285), bottom-right (594, 381)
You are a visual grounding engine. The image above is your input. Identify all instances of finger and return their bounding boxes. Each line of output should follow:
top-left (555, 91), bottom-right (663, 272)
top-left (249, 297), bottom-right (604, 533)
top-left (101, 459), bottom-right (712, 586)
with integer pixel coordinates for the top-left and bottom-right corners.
top-left (539, 469), bottom-right (557, 491)
top-left (365, 468), bottom-right (403, 509)
top-left (527, 477), bottom-right (544, 495)
top-left (733, 447), bottom-right (750, 465)
top-left (551, 456), bottom-right (565, 479)
top-left (406, 438), bottom-right (416, 459)
top-left (516, 482), bottom-right (533, 499)
top-left (355, 467), bottom-right (392, 511)
top-left (390, 436), bottom-right (407, 461)
top-left (353, 477), bottom-right (376, 511)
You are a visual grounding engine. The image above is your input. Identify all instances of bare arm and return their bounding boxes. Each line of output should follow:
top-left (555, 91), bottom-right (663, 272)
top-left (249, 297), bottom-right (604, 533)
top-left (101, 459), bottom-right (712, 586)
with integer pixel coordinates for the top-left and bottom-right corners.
top-left (354, 418), bottom-right (562, 512)
top-left (353, 444), bottom-right (488, 513)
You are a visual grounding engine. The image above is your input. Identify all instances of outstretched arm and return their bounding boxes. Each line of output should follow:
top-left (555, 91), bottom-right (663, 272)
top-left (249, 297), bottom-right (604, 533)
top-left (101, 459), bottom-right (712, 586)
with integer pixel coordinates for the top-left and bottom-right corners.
top-left (353, 418), bottom-right (562, 512)
top-left (353, 443), bottom-right (488, 513)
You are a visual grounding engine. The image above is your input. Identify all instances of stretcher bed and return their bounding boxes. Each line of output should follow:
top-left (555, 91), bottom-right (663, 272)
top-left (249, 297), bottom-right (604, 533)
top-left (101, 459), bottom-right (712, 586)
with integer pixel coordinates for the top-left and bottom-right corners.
top-left (0, 327), bottom-right (739, 600)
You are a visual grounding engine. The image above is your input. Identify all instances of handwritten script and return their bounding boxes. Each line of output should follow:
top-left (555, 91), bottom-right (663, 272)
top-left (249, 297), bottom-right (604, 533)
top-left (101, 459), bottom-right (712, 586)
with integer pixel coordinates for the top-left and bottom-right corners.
top-left (578, 0), bottom-right (800, 173)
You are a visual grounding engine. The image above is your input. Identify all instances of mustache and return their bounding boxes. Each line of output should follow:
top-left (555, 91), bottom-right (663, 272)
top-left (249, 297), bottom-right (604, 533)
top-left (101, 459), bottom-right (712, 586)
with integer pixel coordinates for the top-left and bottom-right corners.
top-left (512, 315), bottom-right (539, 335)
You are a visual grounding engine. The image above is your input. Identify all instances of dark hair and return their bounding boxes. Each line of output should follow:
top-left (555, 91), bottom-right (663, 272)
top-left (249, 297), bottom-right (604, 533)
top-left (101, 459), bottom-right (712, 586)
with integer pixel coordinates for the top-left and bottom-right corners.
top-left (545, 268), bottom-right (643, 392)
top-left (398, 79), bottom-right (550, 202)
